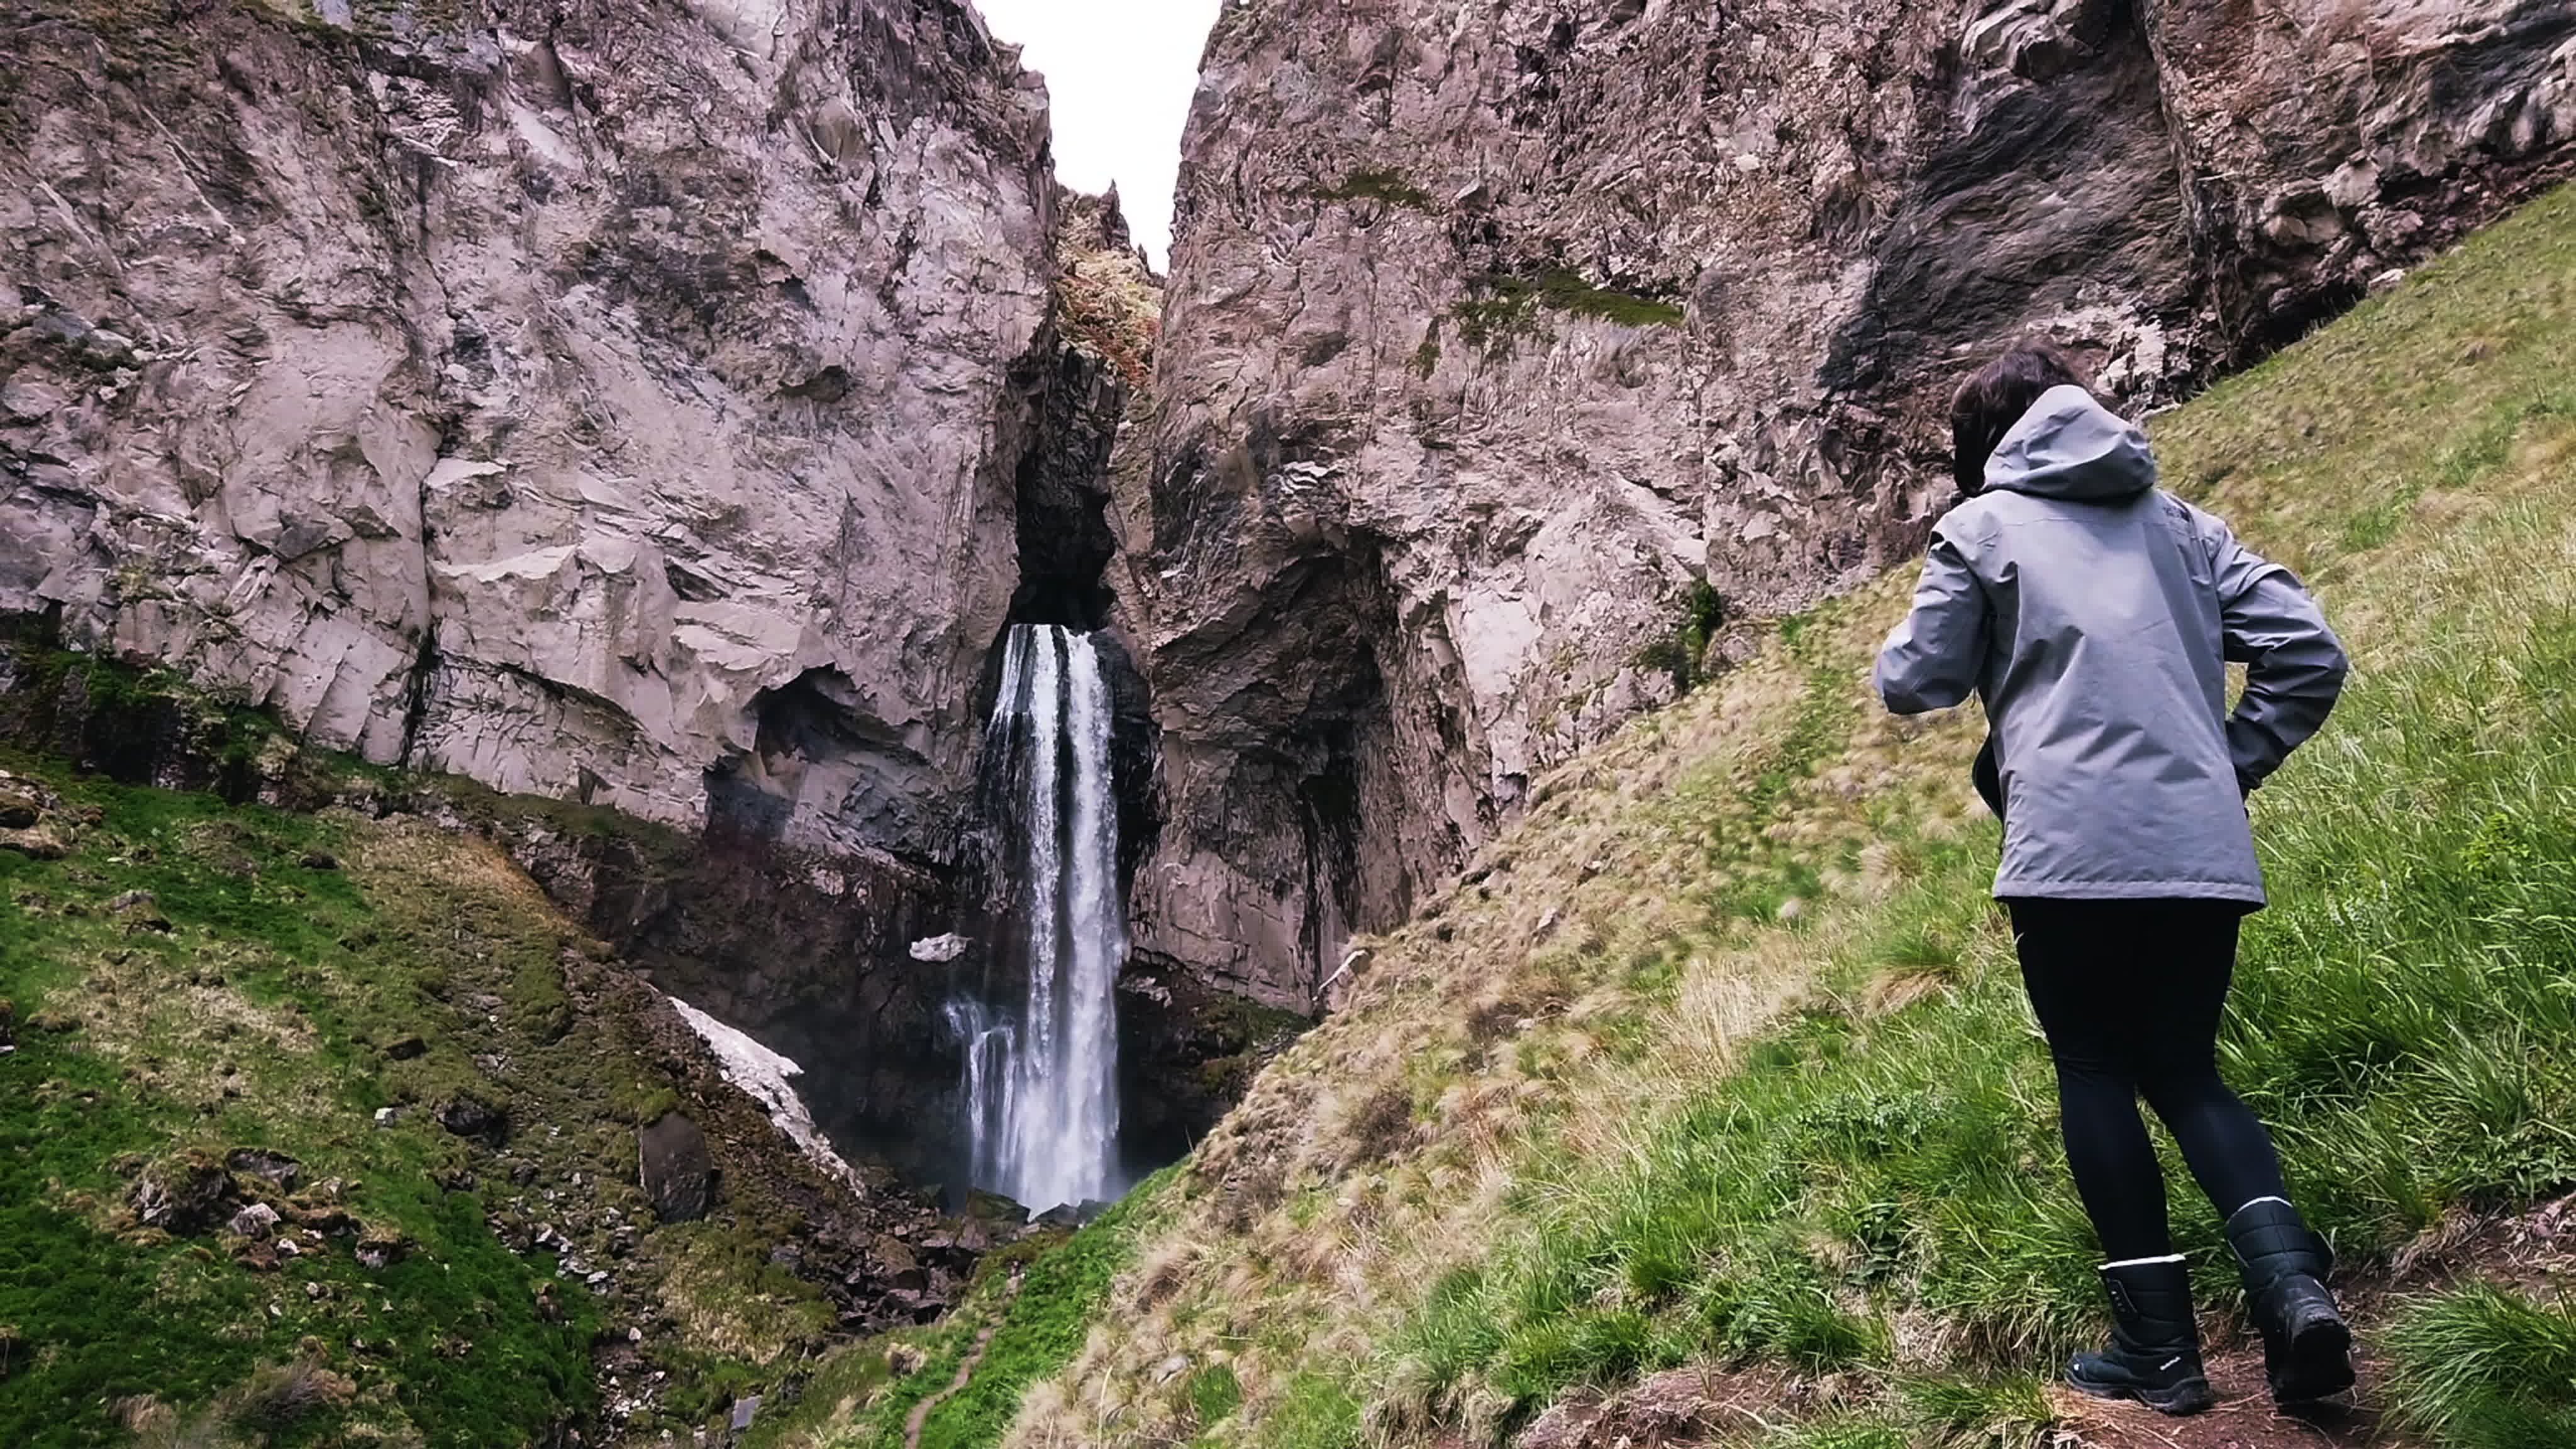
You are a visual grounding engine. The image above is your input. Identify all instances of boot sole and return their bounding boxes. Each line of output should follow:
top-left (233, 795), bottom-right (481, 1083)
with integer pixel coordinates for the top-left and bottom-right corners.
top-left (2071, 1375), bottom-right (2217, 1417)
top-left (2272, 1316), bottom-right (2356, 1406)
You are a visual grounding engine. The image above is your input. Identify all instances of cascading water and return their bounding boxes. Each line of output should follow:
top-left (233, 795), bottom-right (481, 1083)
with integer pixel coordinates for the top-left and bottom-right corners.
top-left (950, 624), bottom-right (1124, 1213)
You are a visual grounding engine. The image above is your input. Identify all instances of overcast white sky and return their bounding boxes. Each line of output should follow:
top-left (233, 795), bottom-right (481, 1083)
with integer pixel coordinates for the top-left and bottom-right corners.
top-left (977, 0), bottom-right (1221, 270)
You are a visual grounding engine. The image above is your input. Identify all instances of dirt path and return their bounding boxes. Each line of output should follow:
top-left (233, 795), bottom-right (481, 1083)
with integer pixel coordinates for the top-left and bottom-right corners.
top-left (1515, 1191), bottom-right (2576, 1449)
top-left (1519, 1349), bottom-right (2399, 1449)
top-left (906, 1270), bottom-right (1023, 1449)
top-left (2048, 1343), bottom-right (2397, 1449)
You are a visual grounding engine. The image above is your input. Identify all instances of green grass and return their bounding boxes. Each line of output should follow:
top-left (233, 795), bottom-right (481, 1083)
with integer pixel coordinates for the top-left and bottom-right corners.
top-left (1184, 1361), bottom-right (1243, 1428)
top-left (2387, 1282), bottom-right (2576, 1448)
top-left (0, 741), bottom-right (877, 1444)
top-left (0, 769), bottom-right (601, 1446)
top-left (918, 1186), bottom-right (1167, 1449)
top-left (1255, 1372), bottom-right (1362, 1449)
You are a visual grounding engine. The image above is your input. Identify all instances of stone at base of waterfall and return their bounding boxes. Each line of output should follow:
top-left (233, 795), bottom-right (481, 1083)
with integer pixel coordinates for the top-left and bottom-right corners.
top-left (1031, 1198), bottom-right (1115, 1228)
top-left (638, 1113), bottom-right (717, 1223)
top-left (908, 932), bottom-right (969, 962)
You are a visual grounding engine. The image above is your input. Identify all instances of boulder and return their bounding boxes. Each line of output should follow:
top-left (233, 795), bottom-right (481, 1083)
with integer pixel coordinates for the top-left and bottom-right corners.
top-left (434, 1092), bottom-right (509, 1146)
top-left (0, 827), bottom-right (67, 861)
top-left (637, 1113), bottom-right (717, 1223)
top-left (225, 1148), bottom-right (302, 1191)
top-left (131, 1154), bottom-right (235, 1233)
top-left (228, 1202), bottom-right (282, 1240)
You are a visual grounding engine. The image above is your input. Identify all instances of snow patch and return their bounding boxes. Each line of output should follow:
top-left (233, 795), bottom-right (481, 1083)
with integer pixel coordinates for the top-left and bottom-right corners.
top-left (666, 996), bottom-right (863, 1194)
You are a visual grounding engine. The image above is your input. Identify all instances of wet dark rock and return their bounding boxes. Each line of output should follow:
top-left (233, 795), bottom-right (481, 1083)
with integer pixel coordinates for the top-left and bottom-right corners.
top-left (0, 789), bottom-right (40, 828)
top-left (637, 1113), bottom-right (717, 1223)
top-left (382, 1034), bottom-right (426, 1061)
top-left (435, 1092), bottom-right (509, 1146)
top-left (297, 850), bottom-right (338, 870)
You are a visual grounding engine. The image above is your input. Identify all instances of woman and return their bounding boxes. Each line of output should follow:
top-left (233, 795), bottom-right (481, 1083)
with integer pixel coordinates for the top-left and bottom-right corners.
top-left (1874, 343), bottom-right (2353, 1415)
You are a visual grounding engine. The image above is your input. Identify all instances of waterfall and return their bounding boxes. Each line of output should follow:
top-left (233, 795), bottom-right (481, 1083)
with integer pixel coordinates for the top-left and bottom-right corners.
top-left (955, 624), bottom-right (1124, 1213)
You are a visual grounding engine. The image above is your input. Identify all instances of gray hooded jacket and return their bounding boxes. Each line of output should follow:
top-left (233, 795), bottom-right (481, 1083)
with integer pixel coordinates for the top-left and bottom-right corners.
top-left (1874, 386), bottom-right (2348, 906)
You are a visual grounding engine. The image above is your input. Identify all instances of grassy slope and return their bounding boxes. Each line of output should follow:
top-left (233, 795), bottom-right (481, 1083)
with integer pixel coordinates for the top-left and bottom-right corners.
top-left (0, 748), bottom-right (853, 1446)
top-left (993, 184), bottom-right (2576, 1448)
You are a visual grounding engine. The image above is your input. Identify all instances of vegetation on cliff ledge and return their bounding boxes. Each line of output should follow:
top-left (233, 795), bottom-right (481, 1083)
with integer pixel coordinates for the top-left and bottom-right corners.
top-left (1312, 169), bottom-right (1438, 211)
top-left (1454, 268), bottom-right (1687, 357)
top-left (972, 183), bottom-right (2576, 1447)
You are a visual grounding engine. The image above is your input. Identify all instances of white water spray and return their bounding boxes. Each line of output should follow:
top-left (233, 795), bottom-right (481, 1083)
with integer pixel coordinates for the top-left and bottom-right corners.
top-left (954, 625), bottom-right (1124, 1213)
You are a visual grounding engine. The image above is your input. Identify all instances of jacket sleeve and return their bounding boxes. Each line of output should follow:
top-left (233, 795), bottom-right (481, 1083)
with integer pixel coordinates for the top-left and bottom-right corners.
top-left (2207, 516), bottom-right (2349, 790)
top-left (1874, 519), bottom-right (1986, 716)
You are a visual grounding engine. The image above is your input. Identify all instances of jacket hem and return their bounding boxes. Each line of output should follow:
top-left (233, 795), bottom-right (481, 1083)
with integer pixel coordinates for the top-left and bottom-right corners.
top-left (1991, 877), bottom-right (2267, 907)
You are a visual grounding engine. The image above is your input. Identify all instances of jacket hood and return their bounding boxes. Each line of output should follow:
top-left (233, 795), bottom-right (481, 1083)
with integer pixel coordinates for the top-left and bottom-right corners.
top-left (1982, 384), bottom-right (2158, 502)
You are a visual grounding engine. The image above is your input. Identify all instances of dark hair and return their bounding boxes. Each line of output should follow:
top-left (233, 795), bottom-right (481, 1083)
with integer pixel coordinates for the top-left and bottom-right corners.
top-left (1951, 341), bottom-right (2089, 495)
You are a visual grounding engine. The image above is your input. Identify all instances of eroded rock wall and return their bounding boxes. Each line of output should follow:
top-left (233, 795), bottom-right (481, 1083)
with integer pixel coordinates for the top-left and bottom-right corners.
top-left (1, 0), bottom-right (1058, 865)
top-left (1127, 0), bottom-right (2576, 1006)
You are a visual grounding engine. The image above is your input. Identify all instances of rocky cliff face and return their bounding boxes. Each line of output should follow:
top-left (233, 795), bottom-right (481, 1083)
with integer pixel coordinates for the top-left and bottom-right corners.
top-left (0, 0), bottom-right (1275, 1195)
top-left (1124, 0), bottom-right (2576, 1006)
top-left (1, 0), bottom-right (1058, 866)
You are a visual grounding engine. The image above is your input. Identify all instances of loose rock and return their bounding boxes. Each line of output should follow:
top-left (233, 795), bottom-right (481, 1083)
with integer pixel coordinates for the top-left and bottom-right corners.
top-left (637, 1113), bottom-right (716, 1223)
top-left (228, 1202), bottom-right (282, 1240)
top-left (435, 1092), bottom-right (509, 1146)
top-left (132, 1154), bottom-right (235, 1233)
top-left (108, 891), bottom-right (170, 932)
top-left (226, 1148), bottom-right (301, 1191)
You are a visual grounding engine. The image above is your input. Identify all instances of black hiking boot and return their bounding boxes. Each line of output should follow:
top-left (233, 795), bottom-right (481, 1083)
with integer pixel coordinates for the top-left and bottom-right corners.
top-left (2069, 1257), bottom-right (2216, 1415)
top-left (2227, 1197), bottom-right (2355, 1407)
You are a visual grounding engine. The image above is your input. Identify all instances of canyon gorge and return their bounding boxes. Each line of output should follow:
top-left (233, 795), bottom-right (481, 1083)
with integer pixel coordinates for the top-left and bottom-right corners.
top-left (6, 0), bottom-right (2576, 1439)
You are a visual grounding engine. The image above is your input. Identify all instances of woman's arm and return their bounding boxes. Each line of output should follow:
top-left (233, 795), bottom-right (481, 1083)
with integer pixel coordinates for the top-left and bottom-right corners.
top-left (1875, 520), bottom-right (1988, 715)
top-left (2205, 516), bottom-right (2350, 791)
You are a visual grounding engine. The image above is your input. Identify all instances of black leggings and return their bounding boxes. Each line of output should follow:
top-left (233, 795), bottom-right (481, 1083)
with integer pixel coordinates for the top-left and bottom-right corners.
top-left (2007, 898), bottom-right (2289, 1262)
